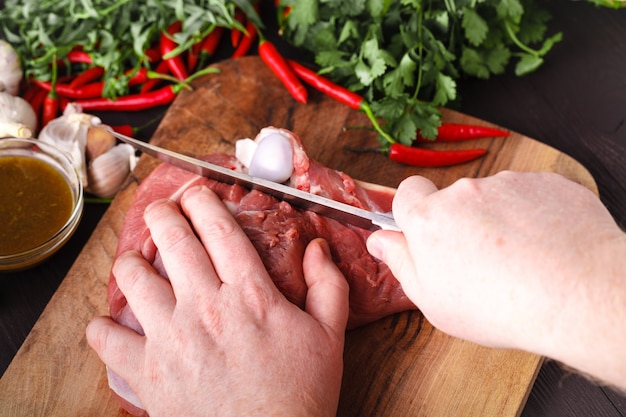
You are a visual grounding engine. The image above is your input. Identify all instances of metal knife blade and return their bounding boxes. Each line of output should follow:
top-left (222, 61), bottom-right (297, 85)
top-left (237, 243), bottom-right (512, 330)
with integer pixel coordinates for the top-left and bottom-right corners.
top-left (106, 128), bottom-right (399, 232)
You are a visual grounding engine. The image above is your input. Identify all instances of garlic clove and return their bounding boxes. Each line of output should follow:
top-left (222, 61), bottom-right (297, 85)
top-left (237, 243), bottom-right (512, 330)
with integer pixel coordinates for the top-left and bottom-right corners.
top-left (248, 132), bottom-right (294, 183)
top-left (86, 143), bottom-right (137, 198)
top-left (0, 40), bottom-right (23, 96)
top-left (37, 103), bottom-right (102, 187)
top-left (0, 92), bottom-right (37, 138)
top-left (235, 138), bottom-right (257, 169)
top-left (86, 126), bottom-right (116, 161)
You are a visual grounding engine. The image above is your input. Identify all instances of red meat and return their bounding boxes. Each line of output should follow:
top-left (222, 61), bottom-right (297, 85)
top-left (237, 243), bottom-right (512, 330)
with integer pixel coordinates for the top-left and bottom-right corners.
top-left (106, 128), bottom-right (416, 415)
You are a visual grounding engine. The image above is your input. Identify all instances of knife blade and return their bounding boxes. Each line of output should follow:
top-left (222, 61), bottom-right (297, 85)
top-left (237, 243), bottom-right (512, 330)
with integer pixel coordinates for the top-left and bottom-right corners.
top-left (106, 128), bottom-right (399, 232)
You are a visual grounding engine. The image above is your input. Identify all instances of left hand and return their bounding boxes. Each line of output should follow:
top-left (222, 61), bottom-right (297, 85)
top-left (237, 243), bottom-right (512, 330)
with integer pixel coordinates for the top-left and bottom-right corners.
top-left (87, 185), bottom-right (350, 417)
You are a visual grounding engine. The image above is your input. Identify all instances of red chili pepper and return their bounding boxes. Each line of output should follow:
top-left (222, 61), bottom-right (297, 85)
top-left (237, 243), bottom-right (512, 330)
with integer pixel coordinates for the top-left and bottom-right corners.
top-left (231, 11), bottom-right (246, 47)
top-left (34, 68), bottom-right (148, 99)
top-left (40, 56), bottom-right (60, 127)
top-left (288, 60), bottom-right (362, 110)
top-left (42, 93), bottom-right (59, 127)
top-left (40, 81), bottom-right (104, 99)
top-left (187, 41), bottom-right (201, 71)
top-left (73, 84), bottom-right (183, 112)
top-left (161, 21), bottom-right (189, 81)
top-left (144, 46), bottom-right (161, 63)
top-left (415, 123), bottom-right (510, 142)
top-left (196, 26), bottom-right (224, 69)
top-left (66, 50), bottom-right (92, 65)
top-left (232, 20), bottom-right (257, 58)
top-left (288, 59), bottom-right (396, 144)
top-left (28, 88), bottom-right (48, 132)
top-left (110, 124), bottom-right (135, 137)
top-left (58, 96), bottom-right (71, 111)
top-left (389, 144), bottom-right (487, 167)
top-left (21, 83), bottom-right (41, 102)
top-left (258, 40), bottom-right (307, 104)
top-left (69, 66), bottom-right (105, 89)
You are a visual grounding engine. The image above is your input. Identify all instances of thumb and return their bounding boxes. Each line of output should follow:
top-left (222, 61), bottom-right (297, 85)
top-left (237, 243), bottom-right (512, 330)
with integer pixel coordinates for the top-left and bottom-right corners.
top-left (302, 238), bottom-right (350, 336)
top-left (366, 231), bottom-right (421, 303)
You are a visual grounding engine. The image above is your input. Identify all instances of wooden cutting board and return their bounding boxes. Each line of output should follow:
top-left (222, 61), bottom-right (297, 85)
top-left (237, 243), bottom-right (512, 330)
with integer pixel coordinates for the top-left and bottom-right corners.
top-left (0, 56), bottom-right (597, 417)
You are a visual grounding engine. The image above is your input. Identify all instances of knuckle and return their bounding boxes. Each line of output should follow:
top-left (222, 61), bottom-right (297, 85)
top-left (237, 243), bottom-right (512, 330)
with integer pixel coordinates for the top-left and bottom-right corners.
top-left (202, 214), bottom-right (241, 241)
top-left (156, 224), bottom-right (197, 253)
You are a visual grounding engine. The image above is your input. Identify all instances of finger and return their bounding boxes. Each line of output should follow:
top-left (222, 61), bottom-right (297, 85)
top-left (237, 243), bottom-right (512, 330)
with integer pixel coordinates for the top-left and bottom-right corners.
top-left (396, 175), bottom-right (439, 198)
top-left (180, 185), bottom-right (274, 289)
top-left (86, 316), bottom-right (145, 387)
top-left (112, 250), bottom-right (176, 334)
top-left (302, 239), bottom-right (350, 337)
top-left (393, 175), bottom-right (438, 228)
top-left (143, 197), bottom-right (221, 298)
top-left (366, 231), bottom-right (422, 304)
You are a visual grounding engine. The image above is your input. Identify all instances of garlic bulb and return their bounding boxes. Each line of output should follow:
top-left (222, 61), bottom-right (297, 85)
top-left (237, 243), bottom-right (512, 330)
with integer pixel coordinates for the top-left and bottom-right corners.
top-left (0, 91), bottom-right (37, 138)
top-left (0, 40), bottom-right (22, 96)
top-left (38, 103), bottom-right (101, 186)
top-left (86, 143), bottom-right (137, 198)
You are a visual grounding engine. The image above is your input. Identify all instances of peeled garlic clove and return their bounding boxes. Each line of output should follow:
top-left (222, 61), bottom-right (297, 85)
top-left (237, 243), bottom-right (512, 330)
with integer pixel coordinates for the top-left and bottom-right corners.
top-left (235, 138), bottom-right (257, 169)
top-left (86, 144), bottom-right (137, 198)
top-left (248, 132), bottom-right (294, 183)
top-left (86, 126), bottom-right (116, 162)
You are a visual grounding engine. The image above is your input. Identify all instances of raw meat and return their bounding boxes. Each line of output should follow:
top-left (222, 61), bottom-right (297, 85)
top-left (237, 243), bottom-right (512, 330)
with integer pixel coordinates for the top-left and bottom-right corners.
top-left (106, 127), bottom-right (416, 416)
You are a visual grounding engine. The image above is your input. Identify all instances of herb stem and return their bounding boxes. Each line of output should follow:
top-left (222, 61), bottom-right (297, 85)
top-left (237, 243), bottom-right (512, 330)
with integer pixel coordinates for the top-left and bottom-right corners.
top-left (361, 102), bottom-right (396, 145)
top-left (504, 21), bottom-right (539, 57)
top-left (412, 5), bottom-right (425, 100)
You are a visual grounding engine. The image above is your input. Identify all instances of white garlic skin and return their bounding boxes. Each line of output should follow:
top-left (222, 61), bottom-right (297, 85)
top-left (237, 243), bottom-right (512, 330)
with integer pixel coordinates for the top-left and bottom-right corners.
top-left (0, 40), bottom-right (23, 96)
top-left (86, 144), bottom-right (137, 198)
top-left (0, 92), bottom-right (37, 138)
top-left (247, 132), bottom-right (294, 183)
top-left (38, 104), bottom-right (102, 186)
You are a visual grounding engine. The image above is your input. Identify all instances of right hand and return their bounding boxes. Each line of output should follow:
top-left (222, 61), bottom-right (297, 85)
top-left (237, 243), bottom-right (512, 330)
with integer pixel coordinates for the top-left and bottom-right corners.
top-left (366, 171), bottom-right (626, 389)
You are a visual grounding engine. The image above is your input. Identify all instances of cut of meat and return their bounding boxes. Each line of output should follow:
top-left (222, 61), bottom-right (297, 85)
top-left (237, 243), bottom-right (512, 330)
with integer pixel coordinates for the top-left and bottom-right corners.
top-left (106, 127), bottom-right (417, 415)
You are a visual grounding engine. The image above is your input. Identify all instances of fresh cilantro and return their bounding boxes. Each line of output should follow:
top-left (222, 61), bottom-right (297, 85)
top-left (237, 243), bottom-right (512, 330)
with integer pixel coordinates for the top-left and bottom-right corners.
top-left (462, 8), bottom-right (488, 46)
top-left (280, 0), bottom-right (570, 142)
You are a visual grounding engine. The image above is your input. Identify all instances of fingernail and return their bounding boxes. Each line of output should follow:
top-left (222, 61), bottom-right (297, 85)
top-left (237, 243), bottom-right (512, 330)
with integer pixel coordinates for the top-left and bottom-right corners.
top-left (366, 234), bottom-right (384, 260)
top-left (183, 185), bottom-right (206, 198)
top-left (317, 238), bottom-right (332, 259)
top-left (181, 185), bottom-right (211, 206)
top-left (145, 198), bottom-right (171, 214)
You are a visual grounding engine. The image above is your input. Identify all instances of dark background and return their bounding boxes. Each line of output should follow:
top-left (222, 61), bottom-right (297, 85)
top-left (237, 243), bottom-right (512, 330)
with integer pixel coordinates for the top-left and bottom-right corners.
top-left (1, 0), bottom-right (625, 416)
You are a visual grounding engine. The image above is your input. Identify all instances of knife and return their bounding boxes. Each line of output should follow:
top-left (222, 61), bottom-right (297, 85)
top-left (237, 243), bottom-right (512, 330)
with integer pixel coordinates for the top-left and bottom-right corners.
top-left (106, 128), bottom-right (399, 232)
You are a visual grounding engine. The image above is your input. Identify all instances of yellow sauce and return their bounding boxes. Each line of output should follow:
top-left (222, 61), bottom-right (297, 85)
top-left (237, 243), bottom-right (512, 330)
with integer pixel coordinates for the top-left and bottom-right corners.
top-left (0, 155), bottom-right (74, 255)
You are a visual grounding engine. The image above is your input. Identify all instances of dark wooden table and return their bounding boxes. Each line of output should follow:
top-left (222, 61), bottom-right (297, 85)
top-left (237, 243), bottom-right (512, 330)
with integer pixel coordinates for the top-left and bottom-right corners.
top-left (1, 1), bottom-right (625, 415)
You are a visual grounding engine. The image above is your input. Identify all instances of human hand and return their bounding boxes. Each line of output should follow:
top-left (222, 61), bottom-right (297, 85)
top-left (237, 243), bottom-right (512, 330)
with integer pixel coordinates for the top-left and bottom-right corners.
top-left (366, 171), bottom-right (626, 373)
top-left (87, 185), bottom-right (349, 417)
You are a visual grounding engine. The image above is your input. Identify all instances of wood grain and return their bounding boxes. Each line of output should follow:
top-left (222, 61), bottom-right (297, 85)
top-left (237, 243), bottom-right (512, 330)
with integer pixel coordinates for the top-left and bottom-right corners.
top-left (0, 57), bottom-right (596, 417)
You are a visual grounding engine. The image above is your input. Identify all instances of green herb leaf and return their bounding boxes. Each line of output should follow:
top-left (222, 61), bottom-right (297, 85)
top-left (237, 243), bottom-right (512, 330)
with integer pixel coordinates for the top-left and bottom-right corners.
top-left (462, 8), bottom-right (489, 46)
top-left (0, 0), bottom-right (258, 98)
top-left (515, 53), bottom-right (543, 76)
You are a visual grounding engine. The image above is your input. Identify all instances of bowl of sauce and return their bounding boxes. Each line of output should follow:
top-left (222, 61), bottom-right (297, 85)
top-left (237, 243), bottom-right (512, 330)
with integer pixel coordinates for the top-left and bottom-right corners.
top-left (0, 138), bottom-right (83, 271)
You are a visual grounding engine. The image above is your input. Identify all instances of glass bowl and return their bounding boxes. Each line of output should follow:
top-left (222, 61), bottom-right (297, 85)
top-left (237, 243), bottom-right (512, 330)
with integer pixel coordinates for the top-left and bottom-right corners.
top-left (0, 138), bottom-right (84, 272)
